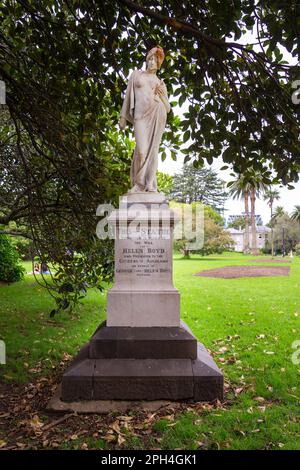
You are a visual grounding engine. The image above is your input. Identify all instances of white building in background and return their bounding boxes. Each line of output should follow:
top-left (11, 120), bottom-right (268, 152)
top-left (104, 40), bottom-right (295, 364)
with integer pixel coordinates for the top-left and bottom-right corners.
top-left (226, 226), bottom-right (271, 252)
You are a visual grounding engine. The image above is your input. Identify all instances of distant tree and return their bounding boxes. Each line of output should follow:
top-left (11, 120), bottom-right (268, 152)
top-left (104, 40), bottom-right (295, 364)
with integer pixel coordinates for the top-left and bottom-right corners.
top-left (198, 218), bottom-right (234, 256)
top-left (247, 172), bottom-right (268, 255)
top-left (291, 205), bottom-right (300, 228)
top-left (172, 202), bottom-right (232, 257)
top-left (169, 165), bottom-right (227, 213)
top-left (204, 206), bottom-right (225, 226)
top-left (295, 243), bottom-right (300, 257)
top-left (227, 216), bottom-right (246, 230)
top-left (263, 188), bottom-right (280, 256)
top-left (272, 214), bottom-right (300, 254)
top-left (272, 206), bottom-right (286, 222)
top-left (229, 171), bottom-right (268, 255)
top-left (228, 175), bottom-right (251, 253)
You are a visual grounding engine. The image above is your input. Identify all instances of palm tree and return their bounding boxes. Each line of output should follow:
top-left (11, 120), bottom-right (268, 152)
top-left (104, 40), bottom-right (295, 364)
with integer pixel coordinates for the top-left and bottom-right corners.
top-left (272, 206), bottom-right (285, 222)
top-left (244, 172), bottom-right (268, 255)
top-left (263, 188), bottom-right (280, 256)
top-left (291, 205), bottom-right (300, 227)
top-left (229, 175), bottom-right (251, 253)
top-left (230, 171), bottom-right (268, 255)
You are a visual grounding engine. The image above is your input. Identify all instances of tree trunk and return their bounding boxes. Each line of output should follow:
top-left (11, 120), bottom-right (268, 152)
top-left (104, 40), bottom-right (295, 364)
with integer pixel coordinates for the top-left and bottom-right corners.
top-left (183, 245), bottom-right (190, 258)
top-left (244, 190), bottom-right (250, 253)
top-left (270, 202), bottom-right (274, 257)
top-left (250, 188), bottom-right (259, 255)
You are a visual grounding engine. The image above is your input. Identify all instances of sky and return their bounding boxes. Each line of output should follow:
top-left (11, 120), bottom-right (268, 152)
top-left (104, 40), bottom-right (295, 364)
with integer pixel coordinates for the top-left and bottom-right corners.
top-left (157, 26), bottom-right (299, 226)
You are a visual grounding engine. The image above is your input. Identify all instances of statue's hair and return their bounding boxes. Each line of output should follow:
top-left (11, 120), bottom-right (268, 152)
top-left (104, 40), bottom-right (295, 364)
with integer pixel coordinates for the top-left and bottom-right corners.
top-left (146, 46), bottom-right (165, 69)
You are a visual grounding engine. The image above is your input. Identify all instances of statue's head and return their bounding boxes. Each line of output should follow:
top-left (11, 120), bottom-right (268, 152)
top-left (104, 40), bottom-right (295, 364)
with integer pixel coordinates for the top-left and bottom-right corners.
top-left (146, 46), bottom-right (165, 71)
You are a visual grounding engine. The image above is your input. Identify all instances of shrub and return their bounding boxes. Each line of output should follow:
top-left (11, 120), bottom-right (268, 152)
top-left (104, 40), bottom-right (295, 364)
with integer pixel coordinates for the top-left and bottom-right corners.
top-left (0, 235), bottom-right (25, 282)
top-left (11, 236), bottom-right (33, 260)
top-left (295, 243), bottom-right (300, 257)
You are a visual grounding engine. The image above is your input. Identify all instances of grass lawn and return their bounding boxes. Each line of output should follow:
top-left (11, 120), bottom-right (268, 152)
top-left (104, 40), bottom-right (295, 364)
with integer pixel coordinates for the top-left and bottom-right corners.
top-left (0, 252), bottom-right (299, 450)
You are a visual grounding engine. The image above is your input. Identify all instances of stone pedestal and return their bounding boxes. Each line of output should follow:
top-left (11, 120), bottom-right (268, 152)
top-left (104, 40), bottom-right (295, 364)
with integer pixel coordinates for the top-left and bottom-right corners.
top-left (60, 192), bottom-right (223, 403)
top-left (107, 193), bottom-right (180, 327)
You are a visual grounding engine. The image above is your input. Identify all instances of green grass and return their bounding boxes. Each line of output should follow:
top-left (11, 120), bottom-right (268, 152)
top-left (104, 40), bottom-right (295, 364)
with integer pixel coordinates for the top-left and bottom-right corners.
top-left (0, 252), bottom-right (299, 449)
top-left (0, 261), bottom-right (108, 382)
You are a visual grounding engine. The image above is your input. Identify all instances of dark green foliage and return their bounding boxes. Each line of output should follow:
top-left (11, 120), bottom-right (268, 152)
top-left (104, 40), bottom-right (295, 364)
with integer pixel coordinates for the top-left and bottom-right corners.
top-left (1, 1), bottom-right (299, 184)
top-left (170, 164), bottom-right (227, 212)
top-left (0, 235), bottom-right (24, 282)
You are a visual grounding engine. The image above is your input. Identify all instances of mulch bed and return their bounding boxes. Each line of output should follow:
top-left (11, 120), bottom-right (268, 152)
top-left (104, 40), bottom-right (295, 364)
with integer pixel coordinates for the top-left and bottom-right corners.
top-left (251, 258), bottom-right (292, 264)
top-left (194, 265), bottom-right (291, 279)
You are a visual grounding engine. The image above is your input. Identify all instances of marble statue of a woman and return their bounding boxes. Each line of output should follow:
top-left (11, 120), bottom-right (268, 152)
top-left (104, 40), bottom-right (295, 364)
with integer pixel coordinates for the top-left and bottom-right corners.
top-left (118, 46), bottom-right (171, 193)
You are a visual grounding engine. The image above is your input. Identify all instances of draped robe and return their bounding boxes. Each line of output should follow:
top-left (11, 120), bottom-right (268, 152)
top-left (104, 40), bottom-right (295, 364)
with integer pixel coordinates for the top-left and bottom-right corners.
top-left (120, 70), bottom-right (169, 191)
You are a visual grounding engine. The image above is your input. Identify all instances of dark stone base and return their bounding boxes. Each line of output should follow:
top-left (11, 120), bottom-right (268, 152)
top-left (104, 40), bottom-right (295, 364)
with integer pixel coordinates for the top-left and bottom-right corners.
top-left (61, 321), bottom-right (223, 403)
top-left (89, 321), bottom-right (197, 359)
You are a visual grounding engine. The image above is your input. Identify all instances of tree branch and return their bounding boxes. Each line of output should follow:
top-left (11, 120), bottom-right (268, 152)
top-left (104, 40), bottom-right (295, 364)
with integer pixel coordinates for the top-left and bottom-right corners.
top-left (118, 0), bottom-right (246, 50)
top-left (0, 229), bottom-right (32, 239)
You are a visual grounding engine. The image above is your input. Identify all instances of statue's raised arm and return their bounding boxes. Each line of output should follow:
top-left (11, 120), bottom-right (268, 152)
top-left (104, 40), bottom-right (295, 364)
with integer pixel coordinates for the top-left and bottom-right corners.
top-left (119, 46), bottom-right (170, 193)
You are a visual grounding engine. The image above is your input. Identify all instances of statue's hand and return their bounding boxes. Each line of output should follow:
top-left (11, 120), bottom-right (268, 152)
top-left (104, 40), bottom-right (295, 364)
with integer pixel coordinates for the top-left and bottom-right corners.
top-left (118, 117), bottom-right (126, 130)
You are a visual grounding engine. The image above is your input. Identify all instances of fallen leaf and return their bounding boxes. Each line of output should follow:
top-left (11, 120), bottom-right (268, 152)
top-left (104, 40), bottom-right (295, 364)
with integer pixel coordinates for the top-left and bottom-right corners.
top-left (163, 414), bottom-right (174, 421)
top-left (258, 406), bottom-right (266, 413)
top-left (226, 356), bottom-right (236, 364)
top-left (117, 434), bottom-right (126, 446)
top-left (117, 416), bottom-right (134, 421)
top-left (103, 433), bottom-right (116, 442)
top-left (110, 421), bottom-right (121, 434)
top-left (29, 415), bottom-right (43, 431)
top-left (253, 396), bottom-right (265, 403)
top-left (197, 441), bottom-right (207, 448)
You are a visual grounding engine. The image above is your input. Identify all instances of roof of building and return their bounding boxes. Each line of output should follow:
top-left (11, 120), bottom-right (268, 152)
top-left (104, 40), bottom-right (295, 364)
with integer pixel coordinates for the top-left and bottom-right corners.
top-left (226, 225), bottom-right (271, 234)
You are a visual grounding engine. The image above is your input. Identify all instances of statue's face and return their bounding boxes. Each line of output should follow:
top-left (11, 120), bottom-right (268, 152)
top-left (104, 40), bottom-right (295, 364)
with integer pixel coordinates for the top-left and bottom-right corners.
top-left (146, 54), bottom-right (158, 72)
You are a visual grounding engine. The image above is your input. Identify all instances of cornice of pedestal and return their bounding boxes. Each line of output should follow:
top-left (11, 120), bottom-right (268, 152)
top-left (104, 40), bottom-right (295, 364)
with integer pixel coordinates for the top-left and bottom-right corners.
top-left (107, 206), bottom-right (180, 228)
